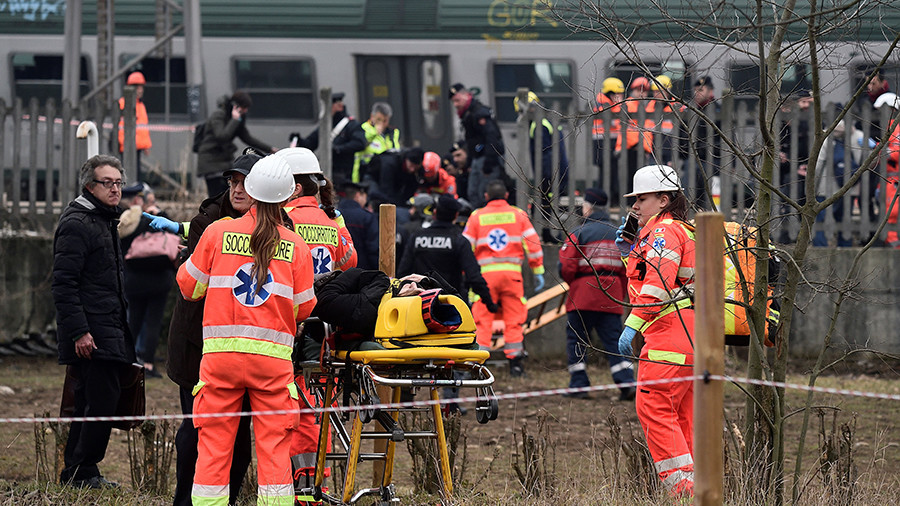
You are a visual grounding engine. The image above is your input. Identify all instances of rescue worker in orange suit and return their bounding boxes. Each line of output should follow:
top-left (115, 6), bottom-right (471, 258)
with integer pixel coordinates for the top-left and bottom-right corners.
top-left (417, 151), bottom-right (458, 198)
top-left (650, 75), bottom-right (681, 167)
top-left (278, 147), bottom-right (356, 499)
top-left (616, 78), bottom-right (656, 202)
top-left (593, 77), bottom-right (625, 201)
top-left (463, 179), bottom-right (544, 376)
top-left (117, 71), bottom-right (152, 181)
top-left (177, 154), bottom-right (317, 506)
top-left (616, 164), bottom-right (695, 497)
top-left (559, 188), bottom-right (635, 401)
top-left (874, 93), bottom-right (900, 247)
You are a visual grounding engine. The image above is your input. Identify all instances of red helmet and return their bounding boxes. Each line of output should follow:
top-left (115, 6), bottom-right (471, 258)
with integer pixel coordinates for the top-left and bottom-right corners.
top-left (422, 151), bottom-right (441, 178)
top-left (630, 76), bottom-right (650, 90)
top-left (419, 288), bottom-right (462, 333)
top-left (126, 72), bottom-right (146, 85)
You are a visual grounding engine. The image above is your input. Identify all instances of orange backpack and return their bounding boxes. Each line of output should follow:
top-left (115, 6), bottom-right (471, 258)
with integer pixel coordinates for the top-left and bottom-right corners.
top-left (722, 222), bottom-right (779, 346)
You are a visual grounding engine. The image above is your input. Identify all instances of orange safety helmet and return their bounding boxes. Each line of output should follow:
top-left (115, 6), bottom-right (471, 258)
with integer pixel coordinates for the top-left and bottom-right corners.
top-left (422, 151), bottom-right (441, 178)
top-left (630, 76), bottom-right (650, 90)
top-left (126, 72), bottom-right (146, 85)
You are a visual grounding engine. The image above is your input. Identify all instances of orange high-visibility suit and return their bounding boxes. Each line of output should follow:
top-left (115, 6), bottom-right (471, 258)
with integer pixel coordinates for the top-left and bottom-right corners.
top-left (284, 196), bottom-right (356, 487)
top-left (418, 168), bottom-right (458, 198)
top-left (462, 199), bottom-right (544, 359)
top-left (884, 122), bottom-right (900, 247)
top-left (615, 98), bottom-right (655, 154)
top-left (117, 97), bottom-right (152, 152)
top-left (623, 212), bottom-right (695, 496)
top-left (592, 92), bottom-right (621, 141)
top-left (177, 210), bottom-right (316, 506)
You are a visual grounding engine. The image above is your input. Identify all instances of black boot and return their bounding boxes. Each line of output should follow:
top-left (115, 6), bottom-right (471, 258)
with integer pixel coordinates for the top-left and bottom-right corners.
top-left (509, 356), bottom-right (525, 377)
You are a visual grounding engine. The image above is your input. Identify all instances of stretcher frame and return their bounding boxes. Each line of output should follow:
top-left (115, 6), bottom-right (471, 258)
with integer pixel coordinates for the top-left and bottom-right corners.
top-left (294, 320), bottom-right (498, 505)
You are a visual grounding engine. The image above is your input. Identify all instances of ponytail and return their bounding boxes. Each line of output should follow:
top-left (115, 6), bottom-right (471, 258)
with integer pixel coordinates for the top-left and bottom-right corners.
top-left (659, 191), bottom-right (690, 221)
top-left (249, 202), bottom-right (282, 295)
top-left (319, 176), bottom-right (338, 219)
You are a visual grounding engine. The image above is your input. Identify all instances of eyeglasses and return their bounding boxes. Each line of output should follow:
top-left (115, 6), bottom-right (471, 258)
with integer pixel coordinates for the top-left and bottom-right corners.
top-left (226, 177), bottom-right (246, 188)
top-left (92, 179), bottom-right (125, 189)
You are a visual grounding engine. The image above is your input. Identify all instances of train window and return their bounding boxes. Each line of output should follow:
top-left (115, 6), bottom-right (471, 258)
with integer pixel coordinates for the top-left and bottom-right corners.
top-left (120, 55), bottom-right (188, 116)
top-left (729, 61), bottom-right (812, 98)
top-left (611, 59), bottom-right (691, 102)
top-left (11, 53), bottom-right (90, 104)
top-left (492, 60), bottom-right (574, 123)
top-left (420, 59), bottom-right (446, 139)
top-left (233, 58), bottom-right (316, 120)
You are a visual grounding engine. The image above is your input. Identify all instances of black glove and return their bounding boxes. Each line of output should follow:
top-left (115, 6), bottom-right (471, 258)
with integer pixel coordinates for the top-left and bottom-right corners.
top-left (486, 301), bottom-right (500, 313)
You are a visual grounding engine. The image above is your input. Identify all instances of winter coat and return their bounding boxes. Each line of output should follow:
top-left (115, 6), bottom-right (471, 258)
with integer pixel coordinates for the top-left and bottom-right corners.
top-left (558, 208), bottom-right (626, 314)
top-left (52, 191), bottom-right (135, 365)
top-left (196, 95), bottom-right (273, 176)
top-left (459, 98), bottom-right (505, 171)
top-left (337, 199), bottom-right (379, 270)
top-left (166, 191), bottom-right (243, 388)
top-left (312, 268), bottom-right (390, 336)
top-left (397, 220), bottom-right (494, 307)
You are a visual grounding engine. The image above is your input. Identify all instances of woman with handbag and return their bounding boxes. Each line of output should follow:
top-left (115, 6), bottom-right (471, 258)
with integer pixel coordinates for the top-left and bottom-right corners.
top-left (176, 154), bottom-right (316, 506)
top-left (119, 183), bottom-right (177, 378)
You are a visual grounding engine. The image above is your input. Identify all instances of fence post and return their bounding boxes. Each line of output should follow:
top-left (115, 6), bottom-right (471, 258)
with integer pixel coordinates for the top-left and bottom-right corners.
top-left (122, 86), bottom-right (138, 182)
top-left (694, 212), bottom-right (725, 504)
top-left (12, 98), bottom-right (22, 219)
top-left (45, 99), bottom-right (57, 214)
top-left (373, 203), bottom-right (396, 487)
top-left (319, 87), bottom-right (333, 181)
top-left (28, 98), bottom-right (39, 216)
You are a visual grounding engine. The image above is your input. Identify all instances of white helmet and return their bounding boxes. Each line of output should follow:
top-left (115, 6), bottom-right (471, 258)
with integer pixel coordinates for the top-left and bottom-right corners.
top-left (245, 155), bottom-right (295, 203)
top-left (874, 92), bottom-right (900, 110)
top-left (623, 164), bottom-right (682, 197)
top-left (276, 147), bottom-right (322, 175)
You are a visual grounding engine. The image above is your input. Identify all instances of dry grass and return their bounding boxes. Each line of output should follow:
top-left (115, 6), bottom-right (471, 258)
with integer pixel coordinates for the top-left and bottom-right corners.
top-left (1, 355), bottom-right (899, 505)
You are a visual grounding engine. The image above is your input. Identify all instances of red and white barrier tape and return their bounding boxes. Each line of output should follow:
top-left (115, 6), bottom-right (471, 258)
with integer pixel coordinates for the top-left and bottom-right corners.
top-left (19, 114), bottom-right (195, 132)
top-left (1, 374), bottom-right (898, 425)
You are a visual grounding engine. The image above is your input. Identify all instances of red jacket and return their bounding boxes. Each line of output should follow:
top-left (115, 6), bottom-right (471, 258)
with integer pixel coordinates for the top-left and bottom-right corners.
top-left (419, 168), bottom-right (458, 198)
top-left (559, 209), bottom-right (626, 314)
top-left (285, 196), bottom-right (357, 273)
top-left (176, 209), bottom-right (316, 361)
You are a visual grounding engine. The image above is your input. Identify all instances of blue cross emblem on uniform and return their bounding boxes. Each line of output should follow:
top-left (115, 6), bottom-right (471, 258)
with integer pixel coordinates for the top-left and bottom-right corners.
top-left (311, 246), bottom-right (333, 274)
top-left (487, 228), bottom-right (509, 251)
top-left (233, 263), bottom-right (273, 307)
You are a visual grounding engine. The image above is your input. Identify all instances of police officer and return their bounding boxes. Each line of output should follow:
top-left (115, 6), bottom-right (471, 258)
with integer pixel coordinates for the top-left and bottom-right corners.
top-left (398, 194), bottom-right (497, 313)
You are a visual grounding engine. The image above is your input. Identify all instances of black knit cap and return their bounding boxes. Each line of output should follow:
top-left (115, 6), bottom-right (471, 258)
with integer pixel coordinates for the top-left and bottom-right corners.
top-left (694, 76), bottom-right (714, 89)
top-left (332, 92), bottom-right (345, 102)
top-left (584, 187), bottom-right (608, 206)
top-left (435, 194), bottom-right (462, 221)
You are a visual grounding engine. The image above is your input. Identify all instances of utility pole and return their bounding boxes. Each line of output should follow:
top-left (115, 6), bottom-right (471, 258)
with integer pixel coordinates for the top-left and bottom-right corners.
top-left (62, 0), bottom-right (83, 105)
top-left (96, 0), bottom-right (115, 113)
top-left (183, 0), bottom-right (205, 122)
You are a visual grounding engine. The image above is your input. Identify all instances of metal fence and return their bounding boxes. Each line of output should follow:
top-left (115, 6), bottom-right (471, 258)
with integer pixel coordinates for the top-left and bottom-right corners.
top-left (514, 89), bottom-right (900, 247)
top-left (3, 92), bottom-right (898, 247)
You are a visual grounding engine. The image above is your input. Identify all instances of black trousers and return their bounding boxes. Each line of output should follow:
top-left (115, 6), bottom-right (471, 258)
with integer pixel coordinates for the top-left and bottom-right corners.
top-left (60, 359), bottom-right (125, 482)
top-left (173, 386), bottom-right (253, 506)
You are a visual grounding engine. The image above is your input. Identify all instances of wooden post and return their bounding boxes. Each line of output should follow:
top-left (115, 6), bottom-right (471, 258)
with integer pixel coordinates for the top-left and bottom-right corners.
top-left (373, 203), bottom-right (396, 486)
top-left (693, 212), bottom-right (725, 504)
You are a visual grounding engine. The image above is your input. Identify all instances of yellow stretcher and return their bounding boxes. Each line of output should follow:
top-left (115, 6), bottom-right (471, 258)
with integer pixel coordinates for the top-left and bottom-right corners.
top-left (294, 292), bottom-right (498, 505)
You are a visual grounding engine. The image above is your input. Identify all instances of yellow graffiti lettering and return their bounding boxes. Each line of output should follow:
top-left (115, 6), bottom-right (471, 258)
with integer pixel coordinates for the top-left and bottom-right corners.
top-left (487, 0), bottom-right (558, 28)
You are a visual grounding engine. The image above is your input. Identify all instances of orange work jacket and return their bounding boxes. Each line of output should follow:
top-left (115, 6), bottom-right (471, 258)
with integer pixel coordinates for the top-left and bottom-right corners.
top-left (176, 209), bottom-right (316, 361)
top-left (592, 92), bottom-right (621, 140)
top-left (615, 98), bottom-right (654, 153)
top-left (117, 97), bottom-right (152, 151)
top-left (462, 199), bottom-right (545, 277)
top-left (284, 196), bottom-right (357, 274)
top-left (418, 169), bottom-right (458, 198)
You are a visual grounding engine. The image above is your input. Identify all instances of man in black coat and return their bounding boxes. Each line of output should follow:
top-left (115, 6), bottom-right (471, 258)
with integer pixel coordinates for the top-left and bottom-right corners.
top-left (449, 83), bottom-right (506, 208)
top-left (52, 154), bottom-right (134, 489)
top-left (337, 182), bottom-right (380, 270)
top-left (166, 153), bottom-right (259, 506)
top-left (196, 91), bottom-right (275, 197)
top-left (294, 92), bottom-right (367, 188)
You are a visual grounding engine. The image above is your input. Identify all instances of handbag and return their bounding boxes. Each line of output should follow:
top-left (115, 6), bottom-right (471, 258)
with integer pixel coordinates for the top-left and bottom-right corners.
top-left (60, 363), bottom-right (146, 431)
top-left (125, 230), bottom-right (180, 262)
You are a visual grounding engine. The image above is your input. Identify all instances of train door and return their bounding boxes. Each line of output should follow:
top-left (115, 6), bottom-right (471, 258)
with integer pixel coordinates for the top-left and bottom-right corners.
top-left (355, 55), bottom-right (453, 154)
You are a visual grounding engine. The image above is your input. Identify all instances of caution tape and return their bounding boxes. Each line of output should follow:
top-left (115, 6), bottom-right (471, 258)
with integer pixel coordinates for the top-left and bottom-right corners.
top-left (1, 373), bottom-right (898, 425)
top-left (19, 114), bottom-right (195, 132)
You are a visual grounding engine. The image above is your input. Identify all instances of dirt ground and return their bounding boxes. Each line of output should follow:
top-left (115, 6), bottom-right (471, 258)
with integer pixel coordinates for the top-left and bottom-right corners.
top-left (1, 353), bottom-right (899, 505)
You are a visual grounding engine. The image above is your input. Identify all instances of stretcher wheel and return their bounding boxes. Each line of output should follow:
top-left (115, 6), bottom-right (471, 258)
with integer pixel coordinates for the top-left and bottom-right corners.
top-left (359, 394), bottom-right (377, 423)
top-left (488, 398), bottom-right (499, 421)
top-left (475, 400), bottom-right (490, 424)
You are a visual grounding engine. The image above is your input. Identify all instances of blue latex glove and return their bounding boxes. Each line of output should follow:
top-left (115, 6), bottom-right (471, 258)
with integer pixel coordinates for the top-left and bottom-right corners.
top-left (534, 274), bottom-right (545, 292)
top-left (615, 218), bottom-right (631, 256)
top-left (143, 212), bottom-right (180, 234)
top-left (618, 326), bottom-right (637, 356)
